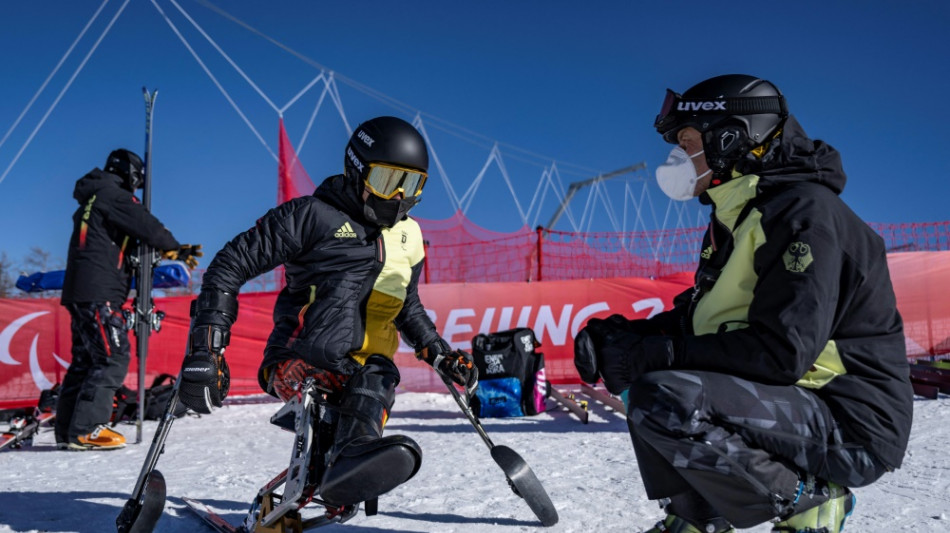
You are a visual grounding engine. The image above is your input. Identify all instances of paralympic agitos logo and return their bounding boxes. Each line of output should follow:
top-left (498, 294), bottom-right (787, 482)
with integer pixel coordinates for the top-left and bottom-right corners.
top-left (0, 312), bottom-right (69, 391)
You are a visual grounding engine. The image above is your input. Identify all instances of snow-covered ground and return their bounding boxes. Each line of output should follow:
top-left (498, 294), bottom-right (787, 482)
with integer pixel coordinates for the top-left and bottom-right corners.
top-left (1, 391), bottom-right (949, 533)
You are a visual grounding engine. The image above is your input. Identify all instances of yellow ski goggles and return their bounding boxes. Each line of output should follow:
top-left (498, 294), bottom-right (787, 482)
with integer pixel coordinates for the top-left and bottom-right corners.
top-left (364, 163), bottom-right (428, 200)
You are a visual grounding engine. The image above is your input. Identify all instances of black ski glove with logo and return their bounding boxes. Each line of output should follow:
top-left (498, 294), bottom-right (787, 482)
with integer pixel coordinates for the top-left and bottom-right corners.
top-left (179, 290), bottom-right (237, 414)
top-left (180, 324), bottom-right (231, 414)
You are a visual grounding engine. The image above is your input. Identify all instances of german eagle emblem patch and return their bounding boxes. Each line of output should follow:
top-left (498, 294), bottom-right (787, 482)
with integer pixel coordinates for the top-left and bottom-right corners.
top-left (783, 241), bottom-right (813, 273)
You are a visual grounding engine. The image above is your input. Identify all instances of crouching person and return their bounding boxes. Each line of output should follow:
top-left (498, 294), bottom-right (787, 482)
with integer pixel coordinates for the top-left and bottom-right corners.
top-left (575, 75), bottom-right (913, 533)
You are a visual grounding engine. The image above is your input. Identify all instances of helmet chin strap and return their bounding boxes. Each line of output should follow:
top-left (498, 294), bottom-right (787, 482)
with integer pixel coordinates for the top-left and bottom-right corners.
top-left (703, 125), bottom-right (752, 189)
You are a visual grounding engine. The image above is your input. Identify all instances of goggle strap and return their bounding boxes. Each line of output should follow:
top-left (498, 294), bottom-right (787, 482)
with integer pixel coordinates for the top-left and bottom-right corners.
top-left (672, 95), bottom-right (788, 116)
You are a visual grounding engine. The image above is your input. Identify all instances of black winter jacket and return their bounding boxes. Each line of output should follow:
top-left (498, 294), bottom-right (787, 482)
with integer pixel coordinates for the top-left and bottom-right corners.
top-left (648, 116), bottom-right (913, 470)
top-left (200, 175), bottom-right (441, 391)
top-left (61, 169), bottom-right (180, 305)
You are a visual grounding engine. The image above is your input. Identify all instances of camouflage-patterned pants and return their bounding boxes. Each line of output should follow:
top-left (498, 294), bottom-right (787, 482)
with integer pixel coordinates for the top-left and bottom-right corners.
top-left (55, 302), bottom-right (130, 442)
top-left (626, 370), bottom-right (887, 528)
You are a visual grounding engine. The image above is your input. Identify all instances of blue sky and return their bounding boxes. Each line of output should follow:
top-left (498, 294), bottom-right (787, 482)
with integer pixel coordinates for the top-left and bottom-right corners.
top-left (1, 0), bottom-right (948, 272)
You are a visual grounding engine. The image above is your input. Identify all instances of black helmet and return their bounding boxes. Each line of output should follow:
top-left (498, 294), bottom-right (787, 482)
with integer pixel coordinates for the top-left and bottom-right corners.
top-left (344, 116), bottom-right (429, 199)
top-left (104, 149), bottom-right (144, 191)
top-left (654, 74), bottom-right (788, 175)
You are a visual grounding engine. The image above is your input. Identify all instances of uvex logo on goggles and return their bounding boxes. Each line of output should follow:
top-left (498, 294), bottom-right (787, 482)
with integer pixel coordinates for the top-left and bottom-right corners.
top-left (655, 87), bottom-right (787, 133)
top-left (364, 163), bottom-right (427, 200)
top-left (677, 101), bottom-right (727, 112)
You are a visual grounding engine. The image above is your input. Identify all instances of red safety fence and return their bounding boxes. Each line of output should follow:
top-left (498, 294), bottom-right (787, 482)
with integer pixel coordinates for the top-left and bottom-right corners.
top-left (2, 250), bottom-right (950, 409)
top-left (180, 219), bottom-right (950, 290)
top-left (418, 219), bottom-right (705, 283)
top-left (415, 217), bottom-right (950, 284)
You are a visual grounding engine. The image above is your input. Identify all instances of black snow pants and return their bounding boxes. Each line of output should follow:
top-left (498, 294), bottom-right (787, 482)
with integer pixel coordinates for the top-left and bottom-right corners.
top-left (55, 302), bottom-right (130, 442)
top-left (626, 370), bottom-right (888, 528)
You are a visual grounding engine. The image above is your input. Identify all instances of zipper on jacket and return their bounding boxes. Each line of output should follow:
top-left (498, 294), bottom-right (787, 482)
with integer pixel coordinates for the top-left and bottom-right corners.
top-left (286, 285), bottom-right (317, 348)
top-left (687, 213), bottom-right (736, 328)
top-left (376, 235), bottom-right (385, 264)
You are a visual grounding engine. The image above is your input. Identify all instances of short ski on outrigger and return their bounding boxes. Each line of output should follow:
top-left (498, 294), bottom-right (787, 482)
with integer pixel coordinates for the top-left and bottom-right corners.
top-left (116, 310), bottom-right (186, 533)
top-left (439, 369), bottom-right (559, 527)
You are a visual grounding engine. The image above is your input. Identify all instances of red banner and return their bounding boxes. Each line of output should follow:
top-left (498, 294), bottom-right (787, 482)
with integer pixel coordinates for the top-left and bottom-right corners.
top-left (2, 251), bottom-right (949, 409)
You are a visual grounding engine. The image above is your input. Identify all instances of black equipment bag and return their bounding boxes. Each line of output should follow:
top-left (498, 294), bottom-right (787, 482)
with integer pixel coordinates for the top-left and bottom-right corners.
top-left (470, 327), bottom-right (548, 417)
top-left (111, 373), bottom-right (189, 425)
top-left (142, 373), bottom-right (189, 420)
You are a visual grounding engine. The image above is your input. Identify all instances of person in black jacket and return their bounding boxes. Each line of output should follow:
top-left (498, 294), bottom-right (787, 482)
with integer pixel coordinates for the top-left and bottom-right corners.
top-left (177, 116), bottom-right (475, 510)
top-left (56, 149), bottom-right (196, 451)
top-left (575, 75), bottom-right (913, 533)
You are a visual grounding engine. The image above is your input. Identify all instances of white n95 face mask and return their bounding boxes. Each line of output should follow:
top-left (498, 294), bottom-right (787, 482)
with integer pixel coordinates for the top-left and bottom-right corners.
top-left (655, 146), bottom-right (712, 201)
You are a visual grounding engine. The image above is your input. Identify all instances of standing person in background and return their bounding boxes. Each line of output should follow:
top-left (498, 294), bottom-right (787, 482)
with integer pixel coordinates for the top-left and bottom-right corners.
top-left (57, 149), bottom-right (199, 450)
top-left (574, 74), bottom-right (913, 533)
top-left (176, 116), bottom-right (475, 508)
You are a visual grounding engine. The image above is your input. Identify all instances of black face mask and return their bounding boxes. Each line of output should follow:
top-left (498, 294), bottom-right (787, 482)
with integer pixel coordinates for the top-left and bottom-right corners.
top-left (363, 194), bottom-right (418, 227)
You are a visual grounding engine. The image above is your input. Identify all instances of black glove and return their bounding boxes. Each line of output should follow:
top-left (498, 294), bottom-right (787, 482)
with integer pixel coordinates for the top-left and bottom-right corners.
top-left (180, 324), bottom-right (231, 414)
top-left (163, 244), bottom-right (203, 269)
top-left (442, 350), bottom-right (477, 391)
top-left (574, 315), bottom-right (678, 395)
top-left (179, 290), bottom-right (238, 414)
top-left (598, 336), bottom-right (677, 395)
top-left (418, 339), bottom-right (478, 391)
top-left (574, 314), bottom-right (647, 383)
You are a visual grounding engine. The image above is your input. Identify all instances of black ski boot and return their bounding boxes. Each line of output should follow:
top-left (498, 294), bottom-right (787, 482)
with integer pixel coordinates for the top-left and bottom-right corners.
top-left (319, 355), bottom-right (422, 506)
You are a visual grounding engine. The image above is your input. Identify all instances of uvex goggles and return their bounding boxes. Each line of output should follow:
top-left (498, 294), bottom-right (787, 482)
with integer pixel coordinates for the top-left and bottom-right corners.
top-left (364, 163), bottom-right (428, 200)
top-left (654, 88), bottom-right (787, 143)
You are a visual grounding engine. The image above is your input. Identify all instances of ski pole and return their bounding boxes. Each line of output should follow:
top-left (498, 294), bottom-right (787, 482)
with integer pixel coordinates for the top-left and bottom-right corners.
top-left (116, 306), bottom-right (193, 533)
top-left (439, 371), bottom-right (559, 527)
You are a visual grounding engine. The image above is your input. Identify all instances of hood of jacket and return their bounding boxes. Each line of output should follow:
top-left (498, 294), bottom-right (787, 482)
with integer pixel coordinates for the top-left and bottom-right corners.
top-left (313, 173), bottom-right (381, 229)
top-left (73, 168), bottom-right (125, 204)
top-left (734, 114), bottom-right (847, 196)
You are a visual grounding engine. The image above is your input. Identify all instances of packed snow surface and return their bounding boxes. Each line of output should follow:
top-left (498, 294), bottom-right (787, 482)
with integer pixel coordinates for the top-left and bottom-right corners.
top-left (1, 391), bottom-right (949, 532)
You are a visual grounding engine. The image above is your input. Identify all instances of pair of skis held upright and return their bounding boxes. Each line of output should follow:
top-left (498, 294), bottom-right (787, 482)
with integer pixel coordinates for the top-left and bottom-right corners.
top-left (116, 364), bottom-right (558, 532)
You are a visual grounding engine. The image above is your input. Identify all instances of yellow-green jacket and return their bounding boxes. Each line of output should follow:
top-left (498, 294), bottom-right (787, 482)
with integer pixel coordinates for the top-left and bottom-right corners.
top-left (649, 116), bottom-right (913, 470)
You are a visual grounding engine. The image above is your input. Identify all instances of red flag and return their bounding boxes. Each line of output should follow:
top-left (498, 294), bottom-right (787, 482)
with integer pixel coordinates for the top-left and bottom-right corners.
top-left (277, 118), bottom-right (316, 204)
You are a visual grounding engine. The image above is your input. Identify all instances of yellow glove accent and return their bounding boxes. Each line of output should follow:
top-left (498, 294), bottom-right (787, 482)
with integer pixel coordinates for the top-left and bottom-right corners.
top-left (164, 244), bottom-right (203, 270)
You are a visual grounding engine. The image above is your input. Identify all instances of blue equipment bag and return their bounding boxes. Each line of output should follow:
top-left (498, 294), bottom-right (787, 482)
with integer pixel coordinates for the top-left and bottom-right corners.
top-left (16, 262), bottom-right (191, 293)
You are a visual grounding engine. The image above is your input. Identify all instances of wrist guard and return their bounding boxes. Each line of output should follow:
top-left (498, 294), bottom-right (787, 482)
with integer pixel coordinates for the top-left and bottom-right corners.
top-left (190, 290), bottom-right (237, 354)
top-left (193, 290), bottom-right (238, 327)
